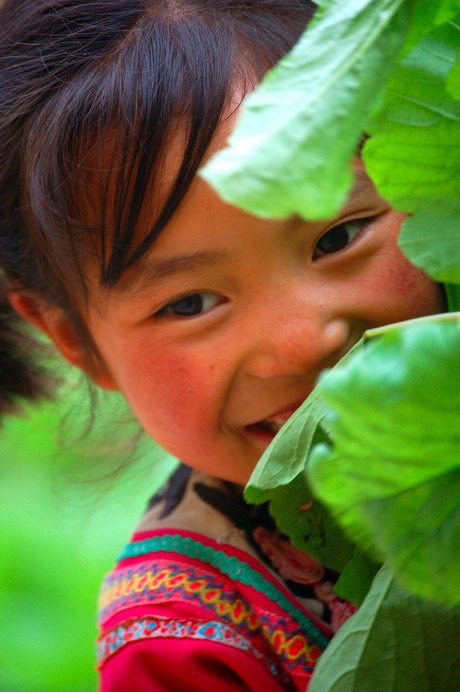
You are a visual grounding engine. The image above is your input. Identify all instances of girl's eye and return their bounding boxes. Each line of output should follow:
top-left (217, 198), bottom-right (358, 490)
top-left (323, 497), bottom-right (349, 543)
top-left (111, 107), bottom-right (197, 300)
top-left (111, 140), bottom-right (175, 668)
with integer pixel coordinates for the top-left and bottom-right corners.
top-left (158, 292), bottom-right (222, 318)
top-left (313, 218), bottom-right (365, 258)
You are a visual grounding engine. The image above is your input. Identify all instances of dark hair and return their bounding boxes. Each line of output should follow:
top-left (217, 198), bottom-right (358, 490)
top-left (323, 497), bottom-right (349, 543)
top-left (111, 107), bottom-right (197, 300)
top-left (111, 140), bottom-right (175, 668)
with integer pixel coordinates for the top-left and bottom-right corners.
top-left (0, 0), bottom-right (316, 409)
top-left (0, 276), bottom-right (53, 417)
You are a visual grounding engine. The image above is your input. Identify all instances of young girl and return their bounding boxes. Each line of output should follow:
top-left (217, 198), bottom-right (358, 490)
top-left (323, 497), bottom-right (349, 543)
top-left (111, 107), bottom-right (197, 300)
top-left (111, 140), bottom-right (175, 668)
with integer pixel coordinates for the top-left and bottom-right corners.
top-left (0, 0), bottom-right (447, 689)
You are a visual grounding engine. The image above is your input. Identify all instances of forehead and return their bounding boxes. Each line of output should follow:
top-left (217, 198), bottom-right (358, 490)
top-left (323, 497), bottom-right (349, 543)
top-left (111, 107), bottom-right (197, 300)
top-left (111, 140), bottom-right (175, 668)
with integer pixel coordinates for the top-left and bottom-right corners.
top-left (77, 94), bottom-right (242, 284)
top-left (106, 113), bottom-right (241, 292)
top-left (78, 81), bottom-right (378, 305)
top-left (110, 158), bottom-right (384, 302)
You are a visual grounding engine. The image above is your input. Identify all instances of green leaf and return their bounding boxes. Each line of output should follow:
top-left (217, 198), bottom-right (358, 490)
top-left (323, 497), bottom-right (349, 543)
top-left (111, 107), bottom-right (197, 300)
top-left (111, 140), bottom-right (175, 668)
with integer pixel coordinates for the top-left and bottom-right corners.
top-left (245, 391), bottom-right (329, 501)
top-left (333, 548), bottom-right (380, 606)
top-left (262, 471), bottom-right (355, 572)
top-left (202, 0), bottom-right (409, 220)
top-left (446, 52), bottom-right (460, 99)
top-left (247, 418), bottom-right (355, 573)
top-left (309, 565), bottom-right (460, 692)
top-left (434, 0), bottom-right (460, 23)
top-left (245, 340), bottom-right (368, 572)
top-left (398, 205), bottom-right (460, 284)
top-left (445, 282), bottom-right (460, 310)
top-left (363, 22), bottom-right (460, 282)
top-left (246, 339), bottom-right (363, 500)
top-left (402, 0), bottom-right (460, 52)
top-left (308, 315), bottom-right (460, 605)
top-left (364, 21), bottom-right (460, 208)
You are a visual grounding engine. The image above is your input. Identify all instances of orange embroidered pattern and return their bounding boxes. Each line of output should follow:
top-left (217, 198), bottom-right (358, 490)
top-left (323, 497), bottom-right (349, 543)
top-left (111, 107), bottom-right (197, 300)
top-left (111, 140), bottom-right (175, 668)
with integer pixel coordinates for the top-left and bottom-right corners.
top-left (99, 559), bottom-right (323, 673)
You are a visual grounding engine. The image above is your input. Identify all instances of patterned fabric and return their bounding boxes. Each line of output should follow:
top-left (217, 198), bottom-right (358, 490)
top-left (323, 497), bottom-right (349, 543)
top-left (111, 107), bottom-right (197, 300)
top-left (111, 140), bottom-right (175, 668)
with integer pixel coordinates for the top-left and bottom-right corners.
top-left (98, 617), bottom-right (275, 673)
top-left (106, 532), bottom-right (332, 646)
top-left (138, 465), bottom-right (355, 628)
top-left (97, 468), bottom-right (356, 690)
top-left (98, 551), bottom-right (326, 679)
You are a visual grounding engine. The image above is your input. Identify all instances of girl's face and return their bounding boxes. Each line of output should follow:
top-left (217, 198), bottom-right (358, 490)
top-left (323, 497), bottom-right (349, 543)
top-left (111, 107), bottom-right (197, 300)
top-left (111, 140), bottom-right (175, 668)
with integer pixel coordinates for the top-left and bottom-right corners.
top-left (84, 129), bottom-right (443, 485)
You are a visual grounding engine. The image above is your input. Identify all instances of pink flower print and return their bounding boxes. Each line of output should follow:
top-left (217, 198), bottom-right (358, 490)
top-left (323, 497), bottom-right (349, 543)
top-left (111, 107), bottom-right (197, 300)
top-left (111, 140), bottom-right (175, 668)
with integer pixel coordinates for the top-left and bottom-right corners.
top-left (253, 527), bottom-right (325, 584)
top-left (313, 580), bottom-right (336, 603)
top-left (329, 598), bottom-right (357, 633)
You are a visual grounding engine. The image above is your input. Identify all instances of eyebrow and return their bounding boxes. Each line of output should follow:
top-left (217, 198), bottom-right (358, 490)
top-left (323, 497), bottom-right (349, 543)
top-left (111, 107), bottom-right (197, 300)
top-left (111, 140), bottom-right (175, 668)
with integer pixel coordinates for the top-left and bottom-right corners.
top-left (115, 171), bottom-right (377, 296)
top-left (346, 170), bottom-right (379, 207)
top-left (115, 250), bottom-right (226, 296)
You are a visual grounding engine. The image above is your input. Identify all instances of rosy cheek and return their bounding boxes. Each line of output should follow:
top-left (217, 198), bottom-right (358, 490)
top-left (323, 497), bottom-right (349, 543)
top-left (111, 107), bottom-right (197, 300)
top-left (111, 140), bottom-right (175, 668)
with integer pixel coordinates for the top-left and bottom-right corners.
top-left (357, 233), bottom-right (439, 312)
top-left (389, 258), bottom-right (443, 314)
top-left (119, 345), bottom-right (215, 439)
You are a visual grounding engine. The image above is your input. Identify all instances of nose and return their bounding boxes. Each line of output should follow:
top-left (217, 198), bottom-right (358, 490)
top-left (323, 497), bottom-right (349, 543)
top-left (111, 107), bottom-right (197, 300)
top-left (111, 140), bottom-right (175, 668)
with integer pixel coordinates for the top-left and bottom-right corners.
top-left (242, 306), bottom-right (350, 380)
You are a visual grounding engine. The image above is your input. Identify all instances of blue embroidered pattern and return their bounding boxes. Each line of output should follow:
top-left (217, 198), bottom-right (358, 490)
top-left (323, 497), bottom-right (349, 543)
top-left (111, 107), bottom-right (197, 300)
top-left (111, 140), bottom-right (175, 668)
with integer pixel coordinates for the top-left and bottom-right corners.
top-left (97, 616), bottom-right (284, 681)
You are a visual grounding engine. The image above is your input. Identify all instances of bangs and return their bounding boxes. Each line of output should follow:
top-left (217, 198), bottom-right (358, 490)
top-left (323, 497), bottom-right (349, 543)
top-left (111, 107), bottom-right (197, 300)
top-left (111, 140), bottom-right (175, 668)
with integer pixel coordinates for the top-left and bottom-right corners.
top-left (19, 1), bottom-right (313, 296)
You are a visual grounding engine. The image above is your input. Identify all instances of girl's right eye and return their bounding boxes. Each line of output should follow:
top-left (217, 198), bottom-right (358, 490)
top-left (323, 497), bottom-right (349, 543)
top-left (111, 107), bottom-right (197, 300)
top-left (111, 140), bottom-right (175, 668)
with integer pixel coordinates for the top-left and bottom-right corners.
top-left (156, 292), bottom-right (222, 319)
top-left (313, 217), bottom-right (370, 259)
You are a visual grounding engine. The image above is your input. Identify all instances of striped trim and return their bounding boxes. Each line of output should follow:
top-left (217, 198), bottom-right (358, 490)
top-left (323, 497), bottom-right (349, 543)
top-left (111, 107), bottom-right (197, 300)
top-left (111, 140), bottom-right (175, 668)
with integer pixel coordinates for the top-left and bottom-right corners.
top-left (97, 615), bottom-right (284, 680)
top-left (118, 533), bottom-right (330, 649)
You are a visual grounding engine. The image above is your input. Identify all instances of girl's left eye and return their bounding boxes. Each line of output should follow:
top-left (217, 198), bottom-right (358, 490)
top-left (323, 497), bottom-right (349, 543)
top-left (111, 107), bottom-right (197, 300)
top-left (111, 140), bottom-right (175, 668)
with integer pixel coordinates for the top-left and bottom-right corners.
top-left (157, 292), bottom-right (222, 318)
top-left (313, 218), bottom-right (367, 259)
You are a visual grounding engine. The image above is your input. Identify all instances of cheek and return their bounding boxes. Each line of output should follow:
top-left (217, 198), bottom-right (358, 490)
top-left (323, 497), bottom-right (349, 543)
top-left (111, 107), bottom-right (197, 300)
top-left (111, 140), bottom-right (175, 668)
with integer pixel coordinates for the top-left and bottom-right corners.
top-left (350, 209), bottom-right (444, 320)
top-left (368, 248), bottom-right (444, 320)
top-left (113, 340), bottom-right (219, 445)
top-left (355, 243), bottom-right (445, 326)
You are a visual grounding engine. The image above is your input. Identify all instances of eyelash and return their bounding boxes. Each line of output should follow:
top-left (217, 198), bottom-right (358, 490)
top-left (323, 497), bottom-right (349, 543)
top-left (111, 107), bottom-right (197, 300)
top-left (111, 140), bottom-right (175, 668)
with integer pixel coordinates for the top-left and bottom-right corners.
top-left (155, 292), bottom-right (225, 319)
top-left (313, 216), bottom-right (373, 259)
top-left (155, 216), bottom-right (375, 319)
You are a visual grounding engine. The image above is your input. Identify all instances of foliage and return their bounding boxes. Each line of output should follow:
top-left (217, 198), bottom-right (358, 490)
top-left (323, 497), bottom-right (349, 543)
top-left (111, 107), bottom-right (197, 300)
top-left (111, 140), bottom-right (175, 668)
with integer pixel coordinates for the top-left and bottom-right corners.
top-left (308, 314), bottom-right (460, 606)
top-left (204, 0), bottom-right (460, 687)
top-left (309, 565), bottom-right (460, 692)
top-left (0, 394), bottom-right (175, 692)
top-left (202, 0), bottom-right (410, 220)
top-left (245, 345), bottom-right (379, 601)
top-left (364, 21), bottom-right (460, 284)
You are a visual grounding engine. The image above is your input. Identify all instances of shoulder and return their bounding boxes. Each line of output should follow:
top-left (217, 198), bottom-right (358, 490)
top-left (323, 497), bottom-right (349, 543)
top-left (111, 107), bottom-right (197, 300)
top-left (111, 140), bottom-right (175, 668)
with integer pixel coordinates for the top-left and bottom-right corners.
top-left (98, 535), bottom-right (331, 690)
top-left (97, 468), bottom-right (333, 690)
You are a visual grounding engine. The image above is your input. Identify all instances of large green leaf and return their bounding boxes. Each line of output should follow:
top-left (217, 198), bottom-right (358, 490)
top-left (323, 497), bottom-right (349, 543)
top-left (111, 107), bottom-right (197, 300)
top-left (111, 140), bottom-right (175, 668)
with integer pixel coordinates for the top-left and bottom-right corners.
top-left (445, 281), bottom-right (460, 310)
top-left (245, 344), bottom-right (365, 575)
top-left (333, 548), bottom-right (380, 606)
top-left (202, 0), bottom-right (409, 220)
top-left (244, 389), bottom-right (352, 571)
top-left (435, 0), bottom-right (460, 23)
top-left (245, 390), bottom-right (329, 501)
top-left (246, 339), bottom-right (363, 500)
top-left (402, 0), bottom-right (460, 51)
top-left (245, 341), bottom-right (370, 572)
top-left (447, 53), bottom-right (460, 99)
top-left (259, 470), bottom-right (355, 572)
top-left (363, 21), bottom-right (460, 283)
top-left (309, 565), bottom-right (460, 692)
top-left (399, 204), bottom-right (460, 284)
top-left (246, 412), bottom-right (355, 572)
top-left (308, 314), bottom-right (460, 605)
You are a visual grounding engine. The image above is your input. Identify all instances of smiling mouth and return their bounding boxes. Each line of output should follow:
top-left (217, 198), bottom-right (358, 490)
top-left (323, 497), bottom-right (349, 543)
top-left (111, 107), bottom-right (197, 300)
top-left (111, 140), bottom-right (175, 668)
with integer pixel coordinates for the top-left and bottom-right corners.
top-left (242, 395), bottom-right (307, 442)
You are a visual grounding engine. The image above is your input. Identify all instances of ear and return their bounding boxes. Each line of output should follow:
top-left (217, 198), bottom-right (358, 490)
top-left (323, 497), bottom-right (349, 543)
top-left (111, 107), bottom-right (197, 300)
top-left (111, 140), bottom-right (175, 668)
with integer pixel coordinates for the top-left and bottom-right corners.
top-left (8, 290), bottom-right (119, 391)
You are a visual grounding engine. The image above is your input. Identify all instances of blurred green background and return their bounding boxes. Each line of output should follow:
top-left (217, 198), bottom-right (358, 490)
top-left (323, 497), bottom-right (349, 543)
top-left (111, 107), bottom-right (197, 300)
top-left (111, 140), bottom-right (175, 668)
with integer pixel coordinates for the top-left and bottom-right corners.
top-left (0, 382), bottom-right (176, 692)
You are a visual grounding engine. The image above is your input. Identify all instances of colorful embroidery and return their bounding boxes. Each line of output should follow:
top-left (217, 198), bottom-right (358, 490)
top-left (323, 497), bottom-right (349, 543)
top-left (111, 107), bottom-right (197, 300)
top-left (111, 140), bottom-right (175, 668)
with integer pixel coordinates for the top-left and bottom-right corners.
top-left (97, 615), bottom-right (287, 682)
top-left (116, 532), bottom-right (331, 649)
top-left (99, 559), bottom-right (324, 674)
